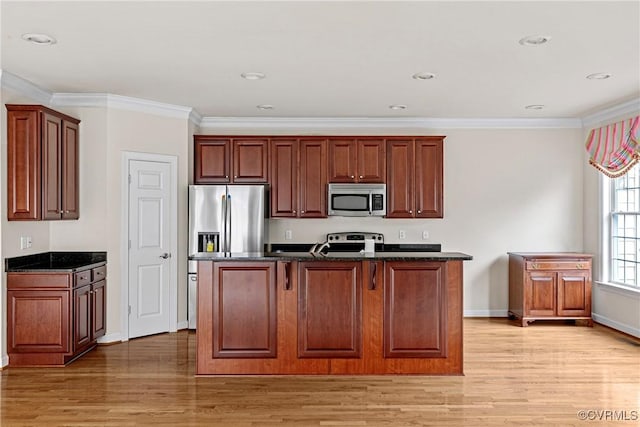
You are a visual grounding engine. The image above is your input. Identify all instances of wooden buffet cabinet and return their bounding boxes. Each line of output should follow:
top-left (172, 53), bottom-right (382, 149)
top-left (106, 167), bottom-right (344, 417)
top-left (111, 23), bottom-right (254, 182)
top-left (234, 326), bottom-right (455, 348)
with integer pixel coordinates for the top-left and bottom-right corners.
top-left (195, 255), bottom-right (467, 375)
top-left (508, 252), bottom-right (593, 327)
top-left (6, 253), bottom-right (107, 366)
top-left (194, 135), bottom-right (444, 219)
top-left (6, 104), bottom-right (80, 221)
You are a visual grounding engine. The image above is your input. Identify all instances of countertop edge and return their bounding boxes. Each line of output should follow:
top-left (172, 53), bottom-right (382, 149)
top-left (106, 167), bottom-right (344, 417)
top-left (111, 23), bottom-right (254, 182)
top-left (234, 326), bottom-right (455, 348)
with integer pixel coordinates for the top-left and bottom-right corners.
top-left (189, 252), bottom-right (473, 261)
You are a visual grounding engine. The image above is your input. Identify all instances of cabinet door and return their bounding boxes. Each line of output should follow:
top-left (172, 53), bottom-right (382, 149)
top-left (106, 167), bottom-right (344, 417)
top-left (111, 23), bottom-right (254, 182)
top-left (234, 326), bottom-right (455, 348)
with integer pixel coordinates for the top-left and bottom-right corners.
top-left (328, 139), bottom-right (357, 183)
top-left (299, 139), bottom-right (327, 218)
top-left (61, 120), bottom-right (80, 219)
top-left (386, 139), bottom-right (415, 218)
top-left (557, 271), bottom-right (591, 317)
top-left (7, 109), bottom-right (40, 220)
top-left (384, 262), bottom-right (447, 358)
top-left (212, 262), bottom-right (277, 358)
top-left (415, 138), bottom-right (443, 218)
top-left (92, 280), bottom-right (107, 340)
top-left (524, 271), bottom-right (556, 316)
top-left (42, 112), bottom-right (63, 220)
top-left (270, 139), bottom-right (299, 217)
top-left (357, 139), bottom-right (385, 183)
top-left (194, 137), bottom-right (231, 183)
top-left (8, 289), bottom-right (71, 353)
top-left (74, 285), bottom-right (92, 350)
top-left (298, 262), bottom-right (362, 358)
top-left (233, 139), bottom-right (268, 183)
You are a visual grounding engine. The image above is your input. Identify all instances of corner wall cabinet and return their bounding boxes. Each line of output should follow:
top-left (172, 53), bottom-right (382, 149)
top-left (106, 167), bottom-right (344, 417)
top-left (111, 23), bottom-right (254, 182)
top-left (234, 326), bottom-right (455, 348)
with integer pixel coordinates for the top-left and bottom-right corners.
top-left (7, 263), bottom-right (107, 366)
top-left (508, 252), bottom-right (593, 327)
top-left (6, 104), bottom-right (80, 220)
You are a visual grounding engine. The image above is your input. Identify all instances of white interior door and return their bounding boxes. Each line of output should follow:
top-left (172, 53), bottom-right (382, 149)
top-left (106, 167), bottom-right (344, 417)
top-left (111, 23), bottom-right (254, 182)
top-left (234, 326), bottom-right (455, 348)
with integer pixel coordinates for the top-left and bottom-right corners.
top-left (128, 159), bottom-right (172, 339)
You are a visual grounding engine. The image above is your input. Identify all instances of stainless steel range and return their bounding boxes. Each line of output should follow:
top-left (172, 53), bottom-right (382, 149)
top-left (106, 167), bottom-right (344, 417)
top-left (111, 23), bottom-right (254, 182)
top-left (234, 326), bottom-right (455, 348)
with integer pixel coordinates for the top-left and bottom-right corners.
top-left (319, 232), bottom-right (384, 252)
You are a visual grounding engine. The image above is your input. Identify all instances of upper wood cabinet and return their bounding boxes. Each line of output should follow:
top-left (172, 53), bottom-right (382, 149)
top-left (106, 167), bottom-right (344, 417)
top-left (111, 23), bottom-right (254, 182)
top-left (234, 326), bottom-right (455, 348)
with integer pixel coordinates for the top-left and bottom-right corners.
top-left (194, 136), bottom-right (268, 184)
top-left (298, 139), bottom-right (327, 218)
top-left (386, 137), bottom-right (444, 218)
top-left (328, 138), bottom-right (385, 183)
top-left (6, 105), bottom-right (80, 221)
top-left (270, 139), bottom-right (299, 217)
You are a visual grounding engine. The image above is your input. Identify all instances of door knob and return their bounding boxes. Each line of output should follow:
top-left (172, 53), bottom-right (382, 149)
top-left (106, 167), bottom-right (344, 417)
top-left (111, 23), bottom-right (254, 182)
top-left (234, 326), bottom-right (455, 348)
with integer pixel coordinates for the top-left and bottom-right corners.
top-left (159, 253), bottom-right (171, 259)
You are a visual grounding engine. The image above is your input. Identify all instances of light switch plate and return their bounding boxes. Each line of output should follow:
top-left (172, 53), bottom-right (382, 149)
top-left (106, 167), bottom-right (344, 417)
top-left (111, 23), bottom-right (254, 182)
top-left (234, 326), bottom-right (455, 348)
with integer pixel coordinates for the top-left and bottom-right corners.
top-left (422, 231), bottom-right (429, 240)
top-left (399, 230), bottom-right (406, 239)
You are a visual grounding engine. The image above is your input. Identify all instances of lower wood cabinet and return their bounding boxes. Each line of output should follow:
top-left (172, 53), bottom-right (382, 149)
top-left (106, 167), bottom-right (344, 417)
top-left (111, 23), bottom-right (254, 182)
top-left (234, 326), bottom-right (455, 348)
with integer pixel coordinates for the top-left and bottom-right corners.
top-left (508, 252), bottom-right (593, 327)
top-left (196, 259), bottom-right (463, 375)
top-left (7, 264), bottom-right (107, 366)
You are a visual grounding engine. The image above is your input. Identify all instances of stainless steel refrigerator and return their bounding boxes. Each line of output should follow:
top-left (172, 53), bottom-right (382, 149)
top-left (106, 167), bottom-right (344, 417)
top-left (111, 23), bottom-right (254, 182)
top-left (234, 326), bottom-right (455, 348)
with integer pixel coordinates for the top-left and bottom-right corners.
top-left (187, 184), bottom-right (268, 329)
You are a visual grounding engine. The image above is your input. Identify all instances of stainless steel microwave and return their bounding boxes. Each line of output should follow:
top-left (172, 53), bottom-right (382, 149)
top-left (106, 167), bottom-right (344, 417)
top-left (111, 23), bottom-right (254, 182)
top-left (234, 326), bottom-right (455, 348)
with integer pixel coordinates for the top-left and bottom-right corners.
top-left (328, 183), bottom-right (386, 217)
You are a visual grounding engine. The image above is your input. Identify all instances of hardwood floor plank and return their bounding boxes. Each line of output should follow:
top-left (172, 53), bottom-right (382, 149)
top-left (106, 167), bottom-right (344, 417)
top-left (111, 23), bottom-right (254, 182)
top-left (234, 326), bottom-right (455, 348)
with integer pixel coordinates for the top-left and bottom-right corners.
top-left (1, 318), bottom-right (639, 426)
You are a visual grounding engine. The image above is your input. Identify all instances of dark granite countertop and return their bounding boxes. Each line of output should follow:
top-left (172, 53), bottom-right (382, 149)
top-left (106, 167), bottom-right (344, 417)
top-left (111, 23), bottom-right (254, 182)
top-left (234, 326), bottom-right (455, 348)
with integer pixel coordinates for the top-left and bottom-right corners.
top-left (189, 251), bottom-right (472, 261)
top-left (5, 252), bottom-right (107, 272)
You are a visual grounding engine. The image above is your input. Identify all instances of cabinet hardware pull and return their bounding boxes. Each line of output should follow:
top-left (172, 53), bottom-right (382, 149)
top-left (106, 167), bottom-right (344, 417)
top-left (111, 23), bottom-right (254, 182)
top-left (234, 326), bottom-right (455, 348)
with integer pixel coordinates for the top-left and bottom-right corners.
top-left (531, 263), bottom-right (539, 269)
top-left (284, 263), bottom-right (291, 291)
top-left (225, 175), bottom-right (229, 179)
top-left (293, 210), bottom-right (297, 214)
top-left (576, 263), bottom-right (583, 269)
top-left (301, 210), bottom-right (305, 214)
top-left (65, 210), bottom-right (70, 213)
top-left (409, 210), bottom-right (413, 214)
top-left (417, 210), bottom-right (422, 214)
top-left (351, 175), bottom-right (355, 179)
top-left (369, 262), bottom-right (377, 291)
top-left (359, 175), bottom-right (363, 179)
top-left (59, 210), bottom-right (64, 214)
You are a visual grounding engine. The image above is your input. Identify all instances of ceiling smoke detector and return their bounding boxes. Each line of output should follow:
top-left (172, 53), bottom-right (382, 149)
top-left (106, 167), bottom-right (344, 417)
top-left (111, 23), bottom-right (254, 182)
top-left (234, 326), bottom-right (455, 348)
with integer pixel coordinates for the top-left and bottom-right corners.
top-left (586, 73), bottom-right (612, 80)
top-left (241, 72), bottom-right (266, 80)
top-left (518, 35), bottom-right (551, 46)
top-left (22, 33), bottom-right (56, 45)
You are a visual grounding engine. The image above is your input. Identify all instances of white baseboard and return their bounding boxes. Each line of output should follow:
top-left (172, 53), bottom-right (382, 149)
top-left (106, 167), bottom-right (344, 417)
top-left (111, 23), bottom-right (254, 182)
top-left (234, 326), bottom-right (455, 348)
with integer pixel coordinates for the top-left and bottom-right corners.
top-left (177, 320), bottom-right (189, 330)
top-left (1, 354), bottom-right (8, 368)
top-left (464, 309), bottom-right (509, 317)
top-left (592, 313), bottom-right (640, 338)
top-left (97, 332), bottom-right (123, 344)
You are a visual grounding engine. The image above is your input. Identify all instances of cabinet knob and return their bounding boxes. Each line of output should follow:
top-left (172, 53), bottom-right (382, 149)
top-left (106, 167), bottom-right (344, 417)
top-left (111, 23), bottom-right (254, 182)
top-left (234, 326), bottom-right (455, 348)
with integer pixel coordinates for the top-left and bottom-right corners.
top-left (65, 210), bottom-right (70, 213)
top-left (234, 175), bottom-right (238, 179)
top-left (59, 210), bottom-right (64, 214)
top-left (351, 175), bottom-right (355, 179)
top-left (359, 175), bottom-right (363, 179)
top-left (225, 175), bottom-right (229, 179)
top-left (531, 263), bottom-right (539, 269)
top-left (293, 210), bottom-right (297, 214)
top-left (409, 210), bottom-right (413, 214)
top-left (576, 263), bottom-right (584, 269)
top-left (301, 210), bottom-right (305, 214)
top-left (417, 210), bottom-right (421, 214)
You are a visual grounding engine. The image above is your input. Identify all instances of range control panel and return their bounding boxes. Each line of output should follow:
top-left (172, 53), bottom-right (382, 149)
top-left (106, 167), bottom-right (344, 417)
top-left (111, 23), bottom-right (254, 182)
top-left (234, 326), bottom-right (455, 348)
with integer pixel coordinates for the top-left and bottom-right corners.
top-left (326, 232), bottom-right (384, 244)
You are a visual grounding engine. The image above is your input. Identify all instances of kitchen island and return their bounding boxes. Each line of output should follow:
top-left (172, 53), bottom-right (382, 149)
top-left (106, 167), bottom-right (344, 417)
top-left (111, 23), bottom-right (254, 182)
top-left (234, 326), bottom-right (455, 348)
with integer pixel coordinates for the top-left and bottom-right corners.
top-left (191, 251), bottom-right (472, 375)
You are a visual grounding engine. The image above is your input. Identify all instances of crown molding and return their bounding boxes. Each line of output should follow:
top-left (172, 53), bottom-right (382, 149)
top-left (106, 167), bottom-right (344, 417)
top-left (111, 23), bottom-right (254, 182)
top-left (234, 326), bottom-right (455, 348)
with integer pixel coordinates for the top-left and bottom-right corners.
top-left (0, 70), bottom-right (53, 105)
top-left (198, 116), bottom-right (583, 131)
top-left (51, 93), bottom-right (195, 120)
top-left (581, 97), bottom-right (640, 128)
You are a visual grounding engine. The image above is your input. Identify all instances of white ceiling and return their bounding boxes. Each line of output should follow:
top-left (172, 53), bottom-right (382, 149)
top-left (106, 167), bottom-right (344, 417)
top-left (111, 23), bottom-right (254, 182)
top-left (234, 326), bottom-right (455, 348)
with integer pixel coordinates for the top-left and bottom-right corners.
top-left (1, 1), bottom-right (639, 120)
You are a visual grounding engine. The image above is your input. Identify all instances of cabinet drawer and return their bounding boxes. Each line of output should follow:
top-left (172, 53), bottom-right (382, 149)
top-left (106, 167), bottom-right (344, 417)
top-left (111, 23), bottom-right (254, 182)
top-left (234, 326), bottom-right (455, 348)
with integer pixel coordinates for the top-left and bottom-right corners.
top-left (525, 261), bottom-right (591, 271)
top-left (74, 270), bottom-right (92, 287)
top-left (92, 265), bottom-right (107, 282)
top-left (7, 273), bottom-right (71, 289)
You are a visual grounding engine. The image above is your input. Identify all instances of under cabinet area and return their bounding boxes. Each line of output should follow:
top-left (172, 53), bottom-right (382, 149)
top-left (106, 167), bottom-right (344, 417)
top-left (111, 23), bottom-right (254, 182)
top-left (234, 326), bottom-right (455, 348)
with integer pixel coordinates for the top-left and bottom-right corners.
top-left (5, 252), bottom-right (107, 366)
top-left (6, 104), bottom-right (80, 221)
top-left (508, 252), bottom-right (593, 327)
top-left (195, 256), bottom-right (465, 375)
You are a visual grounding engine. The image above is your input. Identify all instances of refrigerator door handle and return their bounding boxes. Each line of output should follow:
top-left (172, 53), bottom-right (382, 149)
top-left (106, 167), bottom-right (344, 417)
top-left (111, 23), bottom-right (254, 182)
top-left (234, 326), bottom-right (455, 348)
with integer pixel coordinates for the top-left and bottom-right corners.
top-left (227, 195), bottom-right (232, 253)
top-left (221, 194), bottom-right (227, 252)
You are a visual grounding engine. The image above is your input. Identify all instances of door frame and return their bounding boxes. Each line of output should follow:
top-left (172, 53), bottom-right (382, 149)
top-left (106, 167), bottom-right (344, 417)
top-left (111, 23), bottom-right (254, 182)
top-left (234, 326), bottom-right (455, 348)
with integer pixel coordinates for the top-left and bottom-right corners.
top-left (120, 151), bottom-right (178, 341)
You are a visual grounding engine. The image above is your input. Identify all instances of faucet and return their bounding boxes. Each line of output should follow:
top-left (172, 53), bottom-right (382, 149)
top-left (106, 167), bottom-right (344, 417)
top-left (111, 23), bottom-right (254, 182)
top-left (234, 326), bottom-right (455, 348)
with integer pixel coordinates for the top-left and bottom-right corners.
top-left (309, 241), bottom-right (330, 255)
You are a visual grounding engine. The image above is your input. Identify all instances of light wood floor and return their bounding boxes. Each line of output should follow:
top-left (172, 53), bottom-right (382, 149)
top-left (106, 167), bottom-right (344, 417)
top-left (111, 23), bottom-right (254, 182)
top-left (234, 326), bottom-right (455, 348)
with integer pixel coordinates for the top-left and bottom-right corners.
top-left (1, 318), bottom-right (638, 426)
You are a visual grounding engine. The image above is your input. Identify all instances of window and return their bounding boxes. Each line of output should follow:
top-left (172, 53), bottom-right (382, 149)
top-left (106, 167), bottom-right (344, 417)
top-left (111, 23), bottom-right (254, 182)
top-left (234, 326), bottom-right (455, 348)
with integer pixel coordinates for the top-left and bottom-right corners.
top-left (610, 163), bottom-right (640, 287)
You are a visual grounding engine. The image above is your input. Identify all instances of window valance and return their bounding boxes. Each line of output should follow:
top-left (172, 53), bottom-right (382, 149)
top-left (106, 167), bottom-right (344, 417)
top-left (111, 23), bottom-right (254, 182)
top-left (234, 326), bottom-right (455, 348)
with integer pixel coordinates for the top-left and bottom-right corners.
top-left (585, 115), bottom-right (640, 177)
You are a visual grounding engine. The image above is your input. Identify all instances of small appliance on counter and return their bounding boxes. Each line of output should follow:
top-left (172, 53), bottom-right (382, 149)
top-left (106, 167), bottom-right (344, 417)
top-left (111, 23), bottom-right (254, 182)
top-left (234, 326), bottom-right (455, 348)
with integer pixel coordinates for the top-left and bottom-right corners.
top-left (187, 184), bottom-right (269, 329)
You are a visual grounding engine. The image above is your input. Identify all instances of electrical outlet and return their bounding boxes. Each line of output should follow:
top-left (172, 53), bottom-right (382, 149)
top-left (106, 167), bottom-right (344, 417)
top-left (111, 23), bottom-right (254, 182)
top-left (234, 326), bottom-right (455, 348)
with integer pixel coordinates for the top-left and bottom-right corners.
top-left (399, 230), bottom-right (406, 240)
top-left (285, 230), bottom-right (293, 240)
top-left (422, 231), bottom-right (429, 240)
top-left (20, 236), bottom-right (32, 250)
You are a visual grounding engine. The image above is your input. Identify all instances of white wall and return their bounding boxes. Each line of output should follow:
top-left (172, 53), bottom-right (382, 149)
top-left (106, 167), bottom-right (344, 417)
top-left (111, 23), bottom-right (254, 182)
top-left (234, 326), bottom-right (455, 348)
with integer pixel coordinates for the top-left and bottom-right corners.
top-left (583, 114), bottom-right (640, 337)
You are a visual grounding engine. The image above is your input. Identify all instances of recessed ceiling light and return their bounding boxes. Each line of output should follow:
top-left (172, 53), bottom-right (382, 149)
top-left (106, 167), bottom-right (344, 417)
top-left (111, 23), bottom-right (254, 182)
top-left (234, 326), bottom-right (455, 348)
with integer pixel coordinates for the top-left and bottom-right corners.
top-left (518, 35), bottom-right (551, 46)
top-left (412, 72), bottom-right (436, 80)
top-left (586, 73), bottom-right (612, 80)
top-left (389, 104), bottom-right (407, 110)
top-left (256, 104), bottom-right (274, 110)
top-left (525, 104), bottom-right (545, 110)
top-left (241, 72), bottom-right (266, 80)
top-left (22, 33), bottom-right (56, 45)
